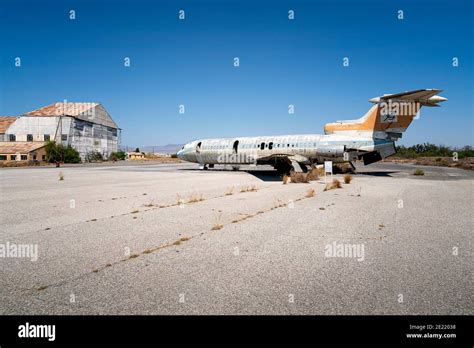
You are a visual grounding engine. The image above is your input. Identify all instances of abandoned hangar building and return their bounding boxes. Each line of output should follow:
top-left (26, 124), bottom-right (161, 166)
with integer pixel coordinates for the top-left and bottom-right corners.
top-left (0, 102), bottom-right (120, 162)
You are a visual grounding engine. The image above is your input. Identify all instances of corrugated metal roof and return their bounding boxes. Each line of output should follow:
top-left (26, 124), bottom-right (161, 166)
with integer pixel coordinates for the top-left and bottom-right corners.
top-left (0, 116), bottom-right (19, 133)
top-left (24, 103), bottom-right (99, 117)
top-left (23, 102), bottom-right (119, 129)
top-left (0, 142), bottom-right (46, 154)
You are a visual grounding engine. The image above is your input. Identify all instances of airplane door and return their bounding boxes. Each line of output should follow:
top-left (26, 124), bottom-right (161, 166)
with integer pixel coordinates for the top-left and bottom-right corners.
top-left (233, 140), bottom-right (239, 154)
top-left (232, 140), bottom-right (239, 163)
top-left (196, 142), bottom-right (203, 163)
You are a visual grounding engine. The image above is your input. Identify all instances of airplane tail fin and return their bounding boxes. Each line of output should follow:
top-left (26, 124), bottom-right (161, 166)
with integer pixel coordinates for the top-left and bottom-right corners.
top-left (324, 89), bottom-right (447, 140)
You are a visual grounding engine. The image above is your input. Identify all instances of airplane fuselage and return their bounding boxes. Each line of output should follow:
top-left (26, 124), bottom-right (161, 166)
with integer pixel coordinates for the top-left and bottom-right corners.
top-left (176, 89), bottom-right (446, 173)
top-left (177, 133), bottom-right (395, 171)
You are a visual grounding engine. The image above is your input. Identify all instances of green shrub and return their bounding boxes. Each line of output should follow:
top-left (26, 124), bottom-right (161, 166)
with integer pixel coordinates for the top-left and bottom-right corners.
top-left (45, 141), bottom-right (61, 162)
top-left (64, 146), bottom-right (81, 163)
top-left (413, 168), bottom-right (425, 176)
top-left (85, 151), bottom-right (103, 162)
top-left (109, 151), bottom-right (127, 161)
top-left (171, 153), bottom-right (178, 158)
top-left (45, 141), bottom-right (81, 163)
top-left (396, 144), bottom-right (473, 159)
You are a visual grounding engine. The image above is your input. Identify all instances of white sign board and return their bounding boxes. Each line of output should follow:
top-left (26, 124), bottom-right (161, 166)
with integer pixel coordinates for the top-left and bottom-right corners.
top-left (324, 161), bottom-right (333, 174)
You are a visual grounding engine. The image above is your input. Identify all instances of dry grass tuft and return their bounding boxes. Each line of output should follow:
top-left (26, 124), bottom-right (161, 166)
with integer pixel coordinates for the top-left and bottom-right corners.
top-left (333, 163), bottom-right (355, 174)
top-left (211, 223), bottom-right (224, 231)
top-left (212, 212), bottom-right (224, 230)
top-left (176, 194), bottom-right (185, 206)
top-left (172, 237), bottom-right (191, 246)
top-left (58, 172), bottom-right (64, 181)
top-left (284, 168), bottom-right (323, 184)
top-left (273, 198), bottom-right (285, 209)
top-left (128, 254), bottom-right (139, 259)
top-left (225, 187), bottom-right (234, 196)
top-left (306, 168), bottom-right (322, 181)
top-left (306, 188), bottom-right (316, 197)
top-left (188, 192), bottom-right (204, 203)
top-left (290, 171), bottom-right (309, 183)
top-left (240, 185), bottom-right (258, 192)
top-left (131, 209), bottom-right (139, 214)
top-left (343, 174), bottom-right (353, 184)
top-left (324, 179), bottom-right (342, 191)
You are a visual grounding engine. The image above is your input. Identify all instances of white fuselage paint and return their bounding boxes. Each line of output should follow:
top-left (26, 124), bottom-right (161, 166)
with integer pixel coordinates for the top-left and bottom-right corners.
top-left (177, 133), bottom-right (387, 165)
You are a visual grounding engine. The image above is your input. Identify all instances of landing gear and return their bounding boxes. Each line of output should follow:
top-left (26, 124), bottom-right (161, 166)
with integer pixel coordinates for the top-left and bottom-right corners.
top-left (275, 162), bottom-right (294, 176)
top-left (199, 164), bottom-right (208, 170)
top-left (299, 163), bottom-right (308, 173)
top-left (348, 161), bottom-right (356, 172)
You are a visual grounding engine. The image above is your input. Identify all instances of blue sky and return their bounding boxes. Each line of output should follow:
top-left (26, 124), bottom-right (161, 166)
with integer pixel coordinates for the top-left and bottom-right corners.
top-left (1, 0), bottom-right (472, 147)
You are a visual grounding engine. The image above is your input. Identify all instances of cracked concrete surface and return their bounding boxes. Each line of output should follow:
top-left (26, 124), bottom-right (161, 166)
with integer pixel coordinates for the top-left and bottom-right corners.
top-left (0, 162), bottom-right (472, 314)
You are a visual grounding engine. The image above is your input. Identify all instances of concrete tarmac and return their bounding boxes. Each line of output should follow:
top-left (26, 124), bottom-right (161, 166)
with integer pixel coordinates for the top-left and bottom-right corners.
top-left (0, 162), bottom-right (472, 314)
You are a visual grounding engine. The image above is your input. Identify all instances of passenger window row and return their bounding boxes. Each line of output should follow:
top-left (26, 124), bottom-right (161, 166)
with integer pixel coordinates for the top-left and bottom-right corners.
top-left (200, 142), bottom-right (317, 150)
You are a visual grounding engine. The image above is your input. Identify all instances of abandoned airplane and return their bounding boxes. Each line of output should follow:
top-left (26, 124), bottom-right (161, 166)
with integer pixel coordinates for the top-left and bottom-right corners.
top-left (177, 89), bottom-right (447, 174)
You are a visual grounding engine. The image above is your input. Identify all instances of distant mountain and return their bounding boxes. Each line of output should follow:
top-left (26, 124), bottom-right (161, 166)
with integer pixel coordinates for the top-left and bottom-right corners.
top-left (120, 144), bottom-right (183, 154)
